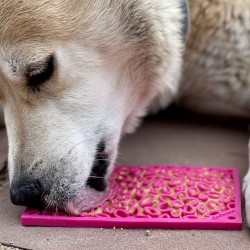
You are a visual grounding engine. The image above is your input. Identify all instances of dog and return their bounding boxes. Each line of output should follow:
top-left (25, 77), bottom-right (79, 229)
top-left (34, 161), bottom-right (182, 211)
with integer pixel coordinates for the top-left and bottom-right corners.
top-left (1, 0), bottom-right (250, 223)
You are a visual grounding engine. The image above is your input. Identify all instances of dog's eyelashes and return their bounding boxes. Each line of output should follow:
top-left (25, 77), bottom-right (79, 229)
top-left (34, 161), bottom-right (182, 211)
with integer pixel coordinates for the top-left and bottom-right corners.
top-left (26, 54), bottom-right (55, 92)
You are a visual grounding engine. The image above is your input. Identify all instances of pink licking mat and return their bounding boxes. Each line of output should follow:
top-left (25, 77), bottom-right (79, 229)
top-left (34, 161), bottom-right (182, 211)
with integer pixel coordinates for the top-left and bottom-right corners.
top-left (21, 165), bottom-right (242, 230)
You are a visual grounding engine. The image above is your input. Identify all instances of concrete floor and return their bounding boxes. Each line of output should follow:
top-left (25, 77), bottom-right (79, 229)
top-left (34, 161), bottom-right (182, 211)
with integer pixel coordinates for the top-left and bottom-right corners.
top-left (1, 108), bottom-right (250, 250)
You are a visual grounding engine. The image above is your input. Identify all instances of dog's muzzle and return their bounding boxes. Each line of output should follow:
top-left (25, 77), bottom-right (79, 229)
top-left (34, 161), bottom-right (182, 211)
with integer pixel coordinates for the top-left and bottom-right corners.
top-left (10, 140), bottom-right (110, 210)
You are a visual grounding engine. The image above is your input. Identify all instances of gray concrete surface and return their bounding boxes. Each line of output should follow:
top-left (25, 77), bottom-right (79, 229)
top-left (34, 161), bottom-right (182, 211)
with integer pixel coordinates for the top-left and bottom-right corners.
top-left (1, 108), bottom-right (250, 250)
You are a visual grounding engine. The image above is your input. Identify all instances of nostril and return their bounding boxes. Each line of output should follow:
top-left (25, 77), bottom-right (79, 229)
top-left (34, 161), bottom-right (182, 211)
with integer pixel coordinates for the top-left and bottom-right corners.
top-left (10, 178), bottom-right (44, 207)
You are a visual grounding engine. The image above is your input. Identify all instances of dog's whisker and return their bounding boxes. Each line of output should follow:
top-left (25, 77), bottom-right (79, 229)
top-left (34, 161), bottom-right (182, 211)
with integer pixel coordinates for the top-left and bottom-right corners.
top-left (88, 176), bottom-right (106, 179)
top-left (116, 153), bottom-right (128, 162)
top-left (95, 158), bottom-right (109, 161)
top-left (68, 140), bottom-right (86, 155)
top-left (40, 187), bottom-right (50, 201)
top-left (44, 134), bottom-right (87, 167)
top-left (44, 199), bottom-right (53, 214)
top-left (45, 142), bottom-right (77, 166)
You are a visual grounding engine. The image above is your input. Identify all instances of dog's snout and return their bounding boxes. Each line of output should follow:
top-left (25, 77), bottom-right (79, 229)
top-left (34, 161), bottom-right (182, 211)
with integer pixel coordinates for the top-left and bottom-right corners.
top-left (10, 178), bottom-right (45, 207)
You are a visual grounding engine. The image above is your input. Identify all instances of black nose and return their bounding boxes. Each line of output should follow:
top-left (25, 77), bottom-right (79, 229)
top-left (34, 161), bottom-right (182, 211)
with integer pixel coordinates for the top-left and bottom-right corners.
top-left (10, 178), bottom-right (44, 207)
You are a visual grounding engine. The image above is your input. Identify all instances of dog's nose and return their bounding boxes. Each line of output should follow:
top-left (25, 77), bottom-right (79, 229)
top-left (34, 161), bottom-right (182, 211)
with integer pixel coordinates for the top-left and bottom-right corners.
top-left (10, 178), bottom-right (44, 207)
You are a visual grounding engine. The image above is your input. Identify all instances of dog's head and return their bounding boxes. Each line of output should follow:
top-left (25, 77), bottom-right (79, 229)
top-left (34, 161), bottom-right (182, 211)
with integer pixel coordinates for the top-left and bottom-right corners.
top-left (0, 0), bottom-right (185, 214)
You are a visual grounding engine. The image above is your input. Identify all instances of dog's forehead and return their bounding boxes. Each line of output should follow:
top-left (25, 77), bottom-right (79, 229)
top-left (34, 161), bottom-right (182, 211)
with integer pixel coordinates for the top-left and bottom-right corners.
top-left (0, 0), bottom-right (75, 72)
top-left (0, 0), bottom-right (74, 45)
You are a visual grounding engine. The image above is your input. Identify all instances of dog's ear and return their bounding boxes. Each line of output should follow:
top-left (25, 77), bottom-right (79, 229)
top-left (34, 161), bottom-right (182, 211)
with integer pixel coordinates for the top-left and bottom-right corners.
top-left (179, 0), bottom-right (190, 43)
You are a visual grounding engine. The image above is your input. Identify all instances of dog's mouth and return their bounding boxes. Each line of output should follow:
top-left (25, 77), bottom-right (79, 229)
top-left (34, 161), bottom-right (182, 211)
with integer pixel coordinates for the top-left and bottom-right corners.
top-left (86, 140), bottom-right (110, 192)
top-left (66, 186), bottom-right (111, 215)
top-left (66, 140), bottom-right (111, 215)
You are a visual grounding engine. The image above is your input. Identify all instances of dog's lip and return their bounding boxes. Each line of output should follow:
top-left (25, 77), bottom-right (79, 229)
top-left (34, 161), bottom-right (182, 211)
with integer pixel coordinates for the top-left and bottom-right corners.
top-left (66, 186), bottom-right (111, 216)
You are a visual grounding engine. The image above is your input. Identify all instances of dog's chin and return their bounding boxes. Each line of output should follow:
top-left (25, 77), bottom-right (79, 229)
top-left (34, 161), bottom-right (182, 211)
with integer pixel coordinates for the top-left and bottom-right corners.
top-left (66, 186), bottom-right (111, 216)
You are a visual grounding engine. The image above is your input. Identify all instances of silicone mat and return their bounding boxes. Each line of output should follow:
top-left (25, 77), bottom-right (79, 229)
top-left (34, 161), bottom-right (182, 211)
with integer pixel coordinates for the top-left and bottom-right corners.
top-left (21, 165), bottom-right (242, 230)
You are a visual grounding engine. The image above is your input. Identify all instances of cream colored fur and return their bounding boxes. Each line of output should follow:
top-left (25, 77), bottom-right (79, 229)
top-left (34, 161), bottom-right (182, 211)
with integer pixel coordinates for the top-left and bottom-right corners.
top-left (181, 0), bottom-right (250, 107)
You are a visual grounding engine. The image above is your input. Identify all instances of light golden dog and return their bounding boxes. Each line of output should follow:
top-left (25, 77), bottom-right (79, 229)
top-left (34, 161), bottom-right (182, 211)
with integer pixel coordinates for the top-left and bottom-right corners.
top-left (1, 0), bottom-right (250, 223)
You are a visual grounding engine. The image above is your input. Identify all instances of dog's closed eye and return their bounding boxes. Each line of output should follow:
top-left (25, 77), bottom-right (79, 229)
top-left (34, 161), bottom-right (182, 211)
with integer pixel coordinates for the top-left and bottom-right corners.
top-left (26, 54), bottom-right (55, 92)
